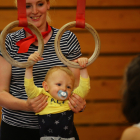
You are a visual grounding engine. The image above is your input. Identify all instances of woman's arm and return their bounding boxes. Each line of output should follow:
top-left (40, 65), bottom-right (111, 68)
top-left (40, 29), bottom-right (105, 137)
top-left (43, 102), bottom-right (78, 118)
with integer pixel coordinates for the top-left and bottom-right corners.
top-left (0, 56), bottom-right (47, 112)
top-left (0, 56), bottom-right (28, 110)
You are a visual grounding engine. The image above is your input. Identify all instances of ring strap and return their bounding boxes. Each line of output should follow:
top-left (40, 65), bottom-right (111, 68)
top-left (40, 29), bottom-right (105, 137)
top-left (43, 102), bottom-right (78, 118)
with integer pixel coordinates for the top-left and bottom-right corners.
top-left (17, 0), bottom-right (27, 27)
top-left (75, 0), bottom-right (86, 28)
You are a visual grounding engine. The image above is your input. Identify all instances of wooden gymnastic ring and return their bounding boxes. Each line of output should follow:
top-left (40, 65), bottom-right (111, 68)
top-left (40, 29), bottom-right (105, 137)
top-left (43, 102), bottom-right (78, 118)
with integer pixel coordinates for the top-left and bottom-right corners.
top-left (54, 21), bottom-right (101, 68)
top-left (0, 20), bottom-right (44, 68)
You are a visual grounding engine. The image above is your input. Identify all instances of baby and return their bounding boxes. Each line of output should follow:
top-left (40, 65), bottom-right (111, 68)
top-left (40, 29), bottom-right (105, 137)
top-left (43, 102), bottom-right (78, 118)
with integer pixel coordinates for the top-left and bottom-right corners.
top-left (24, 51), bottom-right (90, 140)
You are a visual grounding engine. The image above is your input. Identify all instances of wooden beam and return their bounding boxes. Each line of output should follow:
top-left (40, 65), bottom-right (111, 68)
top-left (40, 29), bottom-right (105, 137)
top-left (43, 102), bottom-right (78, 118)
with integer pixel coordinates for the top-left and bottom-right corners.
top-left (86, 79), bottom-right (123, 100)
top-left (0, 9), bottom-right (140, 31)
top-left (74, 32), bottom-right (140, 53)
top-left (87, 56), bottom-right (136, 77)
top-left (76, 126), bottom-right (129, 140)
top-left (1, 0), bottom-right (140, 7)
top-left (74, 102), bottom-right (127, 124)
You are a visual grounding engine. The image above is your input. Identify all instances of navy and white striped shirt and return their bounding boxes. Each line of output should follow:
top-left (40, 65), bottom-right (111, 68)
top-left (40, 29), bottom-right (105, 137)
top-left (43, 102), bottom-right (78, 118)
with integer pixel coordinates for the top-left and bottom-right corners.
top-left (0, 27), bottom-right (81, 129)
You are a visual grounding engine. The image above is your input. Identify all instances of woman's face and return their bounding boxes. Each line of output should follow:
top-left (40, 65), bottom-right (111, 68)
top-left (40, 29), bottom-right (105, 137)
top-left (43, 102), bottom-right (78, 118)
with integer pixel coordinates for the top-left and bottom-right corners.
top-left (26, 0), bottom-right (50, 31)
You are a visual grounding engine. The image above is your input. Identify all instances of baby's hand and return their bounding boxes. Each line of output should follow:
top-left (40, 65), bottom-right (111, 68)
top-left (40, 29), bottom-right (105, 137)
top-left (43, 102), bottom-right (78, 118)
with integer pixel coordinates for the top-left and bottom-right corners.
top-left (28, 51), bottom-right (43, 62)
top-left (74, 57), bottom-right (88, 68)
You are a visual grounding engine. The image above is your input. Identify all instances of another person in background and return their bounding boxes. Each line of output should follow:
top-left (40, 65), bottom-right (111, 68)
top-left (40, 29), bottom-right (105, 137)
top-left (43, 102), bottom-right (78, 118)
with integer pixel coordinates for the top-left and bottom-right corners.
top-left (25, 52), bottom-right (90, 139)
top-left (0, 0), bottom-right (86, 139)
top-left (120, 55), bottom-right (140, 140)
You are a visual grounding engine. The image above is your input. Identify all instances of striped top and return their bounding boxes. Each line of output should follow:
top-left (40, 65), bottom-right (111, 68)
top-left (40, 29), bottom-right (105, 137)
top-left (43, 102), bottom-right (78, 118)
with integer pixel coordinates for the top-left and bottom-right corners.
top-left (0, 27), bottom-right (81, 129)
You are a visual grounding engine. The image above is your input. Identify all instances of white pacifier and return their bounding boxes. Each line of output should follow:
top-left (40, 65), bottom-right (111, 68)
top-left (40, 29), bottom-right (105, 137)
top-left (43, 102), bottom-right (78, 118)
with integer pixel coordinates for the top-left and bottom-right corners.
top-left (57, 90), bottom-right (68, 100)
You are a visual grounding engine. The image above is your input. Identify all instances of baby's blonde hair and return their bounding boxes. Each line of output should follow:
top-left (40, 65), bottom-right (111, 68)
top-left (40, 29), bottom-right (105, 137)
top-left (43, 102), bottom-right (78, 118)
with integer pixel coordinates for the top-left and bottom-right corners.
top-left (44, 66), bottom-right (75, 88)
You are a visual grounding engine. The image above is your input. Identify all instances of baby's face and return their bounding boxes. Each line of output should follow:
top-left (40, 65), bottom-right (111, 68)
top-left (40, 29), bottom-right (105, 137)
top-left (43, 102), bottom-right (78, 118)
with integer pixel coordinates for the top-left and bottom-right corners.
top-left (46, 69), bottom-right (74, 100)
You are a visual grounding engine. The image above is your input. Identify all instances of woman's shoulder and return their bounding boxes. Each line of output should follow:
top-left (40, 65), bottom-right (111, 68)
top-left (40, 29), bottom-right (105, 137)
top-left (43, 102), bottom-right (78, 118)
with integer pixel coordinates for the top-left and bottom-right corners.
top-left (51, 26), bottom-right (74, 37)
top-left (6, 28), bottom-right (25, 40)
top-left (120, 126), bottom-right (140, 140)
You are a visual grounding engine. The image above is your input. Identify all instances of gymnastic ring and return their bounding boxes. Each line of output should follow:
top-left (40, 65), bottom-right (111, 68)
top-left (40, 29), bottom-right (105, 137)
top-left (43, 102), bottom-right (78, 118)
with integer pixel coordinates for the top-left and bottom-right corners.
top-left (54, 21), bottom-right (101, 68)
top-left (0, 20), bottom-right (44, 68)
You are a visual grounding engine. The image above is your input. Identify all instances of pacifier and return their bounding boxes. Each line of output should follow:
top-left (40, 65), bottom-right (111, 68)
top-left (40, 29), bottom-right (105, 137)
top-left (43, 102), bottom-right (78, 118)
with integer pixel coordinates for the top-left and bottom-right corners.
top-left (58, 90), bottom-right (68, 100)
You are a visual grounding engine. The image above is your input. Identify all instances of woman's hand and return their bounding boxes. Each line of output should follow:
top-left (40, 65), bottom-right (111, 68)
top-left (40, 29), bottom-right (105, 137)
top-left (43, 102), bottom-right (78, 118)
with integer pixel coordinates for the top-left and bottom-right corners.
top-left (68, 94), bottom-right (86, 113)
top-left (26, 94), bottom-right (48, 113)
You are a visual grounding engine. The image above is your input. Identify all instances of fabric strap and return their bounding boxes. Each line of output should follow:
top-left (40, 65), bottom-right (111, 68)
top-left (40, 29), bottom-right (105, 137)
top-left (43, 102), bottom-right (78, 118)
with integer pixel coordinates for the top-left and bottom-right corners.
top-left (16, 24), bottom-right (51, 53)
top-left (17, 0), bottom-right (27, 27)
top-left (75, 0), bottom-right (86, 28)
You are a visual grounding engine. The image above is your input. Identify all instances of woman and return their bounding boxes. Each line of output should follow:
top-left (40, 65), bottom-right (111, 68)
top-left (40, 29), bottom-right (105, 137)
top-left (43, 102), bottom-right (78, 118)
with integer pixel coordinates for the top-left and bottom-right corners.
top-left (0, 0), bottom-right (86, 139)
top-left (120, 55), bottom-right (140, 140)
